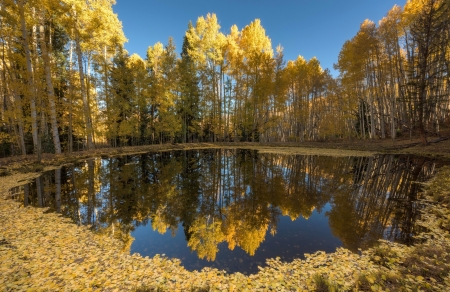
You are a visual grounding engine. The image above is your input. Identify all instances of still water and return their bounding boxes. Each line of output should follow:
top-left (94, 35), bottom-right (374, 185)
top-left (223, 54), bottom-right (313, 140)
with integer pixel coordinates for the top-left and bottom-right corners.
top-left (10, 149), bottom-right (438, 274)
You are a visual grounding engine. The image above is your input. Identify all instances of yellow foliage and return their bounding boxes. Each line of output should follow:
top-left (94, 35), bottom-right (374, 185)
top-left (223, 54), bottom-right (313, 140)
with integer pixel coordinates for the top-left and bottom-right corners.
top-left (187, 217), bottom-right (225, 261)
top-left (146, 42), bottom-right (164, 75)
top-left (1, 166), bottom-right (450, 290)
top-left (186, 13), bottom-right (226, 66)
top-left (0, 132), bottom-right (12, 144)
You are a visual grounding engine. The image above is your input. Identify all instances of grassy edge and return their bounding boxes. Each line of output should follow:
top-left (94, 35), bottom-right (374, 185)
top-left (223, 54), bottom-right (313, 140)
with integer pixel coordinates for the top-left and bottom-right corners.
top-left (1, 147), bottom-right (449, 291)
top-left (1, 143), bottom-right (376, 195)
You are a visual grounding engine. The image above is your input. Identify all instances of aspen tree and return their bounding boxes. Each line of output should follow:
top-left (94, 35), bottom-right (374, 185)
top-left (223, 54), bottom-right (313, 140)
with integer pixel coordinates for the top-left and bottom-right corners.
top-left (239, 19), bottom-right (273, 141)
top-left (379, 5), bottom-right (403, 141)
top-left (128, 54), bottom-right (149, 144)
top-left (0, 3), bottom-right (27, 154)
top-left (18, 0), bottom-right (41, 159)
top-left (64, 0), bottom-right (126, 149)
top-left (403, 0), bottom-right (450, 145)
top-left (39, 12), bottom-right (61, 154)
top-left (186, 14), bottom-right (226, 142)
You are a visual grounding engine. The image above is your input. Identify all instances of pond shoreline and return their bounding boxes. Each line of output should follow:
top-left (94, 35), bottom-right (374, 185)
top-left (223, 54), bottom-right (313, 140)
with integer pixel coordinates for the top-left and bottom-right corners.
top-left (1, 144), bottom-right (450, 290)
top-left (1, 137), bottom-right (449, 177)
top-left (1, 139), bottom-right (449, 199)
top-left (1, 165), bottom-right (448, 290)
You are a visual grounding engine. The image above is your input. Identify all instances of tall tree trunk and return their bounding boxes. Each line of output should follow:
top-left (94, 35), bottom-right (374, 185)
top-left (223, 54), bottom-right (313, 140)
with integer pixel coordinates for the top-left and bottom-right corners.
top-left (387, 42), bottom-right (397, 141)
top-left (74, 30), bottom-right (94, 150)
top-left (19, 0), bottom-right (40, 161)
top-left (39, 21), bottom-right (61, 154)
top-left (86, 55), bottom-right (95, 146)
top-left (0, 47), bottom-right (26, 154)
top-left (68, 40), bottom-right (74, 153)
top-left (103, 46), bottom-right (110, 146)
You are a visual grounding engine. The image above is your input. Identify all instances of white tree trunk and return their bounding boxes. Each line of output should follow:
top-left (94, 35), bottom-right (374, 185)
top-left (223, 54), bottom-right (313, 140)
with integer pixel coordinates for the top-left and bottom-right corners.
top-left (19, 0), bottom-right (40, 160)
top-left (39, 21), bottom-right (61, 154)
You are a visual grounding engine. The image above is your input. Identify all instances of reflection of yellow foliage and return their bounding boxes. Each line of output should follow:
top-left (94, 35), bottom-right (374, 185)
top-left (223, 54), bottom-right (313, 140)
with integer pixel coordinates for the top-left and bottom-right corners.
top-left (302, 206), bottom-right (315, 220)
top-left (112, 224), bottom-right (135, 253)
top-left (151, 207), bottom-right (170, 235)
top-left (223, 222), bottom-right (237, 250)
top-left (236, 225), bottom-right (267, 256)
top-left (96, 222), bottom-right (135, 253)
top-left (222, 205), bottom-right (269, 256)
top-left (187, 217), bottom-right (225, 261)
top-left (73, 160), bottom-right (103, 205)
top-left (133, 210), bottom-right (147, 223)
top-left (281, 204), bottom-right (315, 221)
top-left (281, 208), bottom-right (299, 221)
top-left (1, 161), bottom-right (449, 291)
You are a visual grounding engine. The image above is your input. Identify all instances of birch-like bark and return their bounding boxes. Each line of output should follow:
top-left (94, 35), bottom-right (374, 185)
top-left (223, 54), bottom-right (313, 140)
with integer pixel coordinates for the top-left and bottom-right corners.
top-left (1, 42), bottom-right (26, 154)
top-left (75, 29), bottom-right (94, 149)
top-left (39, 21), bottom-right (61, 154)
top-left (68, 40), bottom-right (74, 153)
top-left (19, 0), bottom-right (40, 160)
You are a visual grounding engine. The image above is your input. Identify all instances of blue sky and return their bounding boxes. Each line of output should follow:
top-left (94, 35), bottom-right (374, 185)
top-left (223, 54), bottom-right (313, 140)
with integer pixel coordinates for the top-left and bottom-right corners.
top-left (113, 0), bottom-right (406, 76)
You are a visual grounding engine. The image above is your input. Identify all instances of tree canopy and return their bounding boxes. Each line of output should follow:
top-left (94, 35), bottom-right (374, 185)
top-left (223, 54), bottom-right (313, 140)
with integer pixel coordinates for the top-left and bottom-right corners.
top-left (1, 0), bottom-right (449, 157)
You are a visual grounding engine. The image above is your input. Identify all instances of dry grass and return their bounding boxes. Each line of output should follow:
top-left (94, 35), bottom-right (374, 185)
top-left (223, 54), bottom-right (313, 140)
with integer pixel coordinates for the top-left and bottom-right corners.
top-left (0, 134), bottom-right (448, 183)
top-left (1, 143), bottom-right (450, 291)
top-left (239, 145), bottom-right (373, 157)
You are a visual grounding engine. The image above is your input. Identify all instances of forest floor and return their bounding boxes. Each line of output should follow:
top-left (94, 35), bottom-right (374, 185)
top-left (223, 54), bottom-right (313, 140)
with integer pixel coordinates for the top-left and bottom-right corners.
top-left (1, 166), bottom-right (449, 291)
top-left (1, 133), bottom-right (450, 290)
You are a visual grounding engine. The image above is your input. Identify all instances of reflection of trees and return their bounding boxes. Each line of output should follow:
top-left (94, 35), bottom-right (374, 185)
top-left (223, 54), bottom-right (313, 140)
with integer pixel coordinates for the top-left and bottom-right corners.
top-left (327, 155), bottom-right (434, 251)
top-left (177, 150), bottom-right (201, 241)
top-left (16, 150), bottom-right (438, 259)
top-left (222, 203), bottom-right (270, 256)
top-left (219, 150), bottom-right (280, 255)
top-left (276, 155), bottom-right (335, 220)
top-left (187, 217), bottom-right (224, 261)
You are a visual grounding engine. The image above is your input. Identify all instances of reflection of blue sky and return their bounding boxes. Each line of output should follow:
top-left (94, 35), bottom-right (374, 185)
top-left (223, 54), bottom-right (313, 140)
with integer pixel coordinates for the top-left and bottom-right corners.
top-left (131, 203), bottom-right (341, 274)
top-left (16, 151), bottom-right (437, 274)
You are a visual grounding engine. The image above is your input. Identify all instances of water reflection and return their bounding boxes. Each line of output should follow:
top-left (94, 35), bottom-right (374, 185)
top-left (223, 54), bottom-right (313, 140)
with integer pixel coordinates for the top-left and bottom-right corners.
top-left (11, 150), bottom-right (437, 273)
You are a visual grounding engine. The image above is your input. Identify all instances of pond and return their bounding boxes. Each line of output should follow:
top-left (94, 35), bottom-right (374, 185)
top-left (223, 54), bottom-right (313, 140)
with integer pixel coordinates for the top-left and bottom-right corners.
top-left (9, 149), bottom-right (439, 274)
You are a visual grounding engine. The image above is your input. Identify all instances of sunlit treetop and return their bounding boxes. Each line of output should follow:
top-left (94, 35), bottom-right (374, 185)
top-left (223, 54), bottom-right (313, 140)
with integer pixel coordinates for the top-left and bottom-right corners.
top-left (240, 19), bottom-right (273, 58)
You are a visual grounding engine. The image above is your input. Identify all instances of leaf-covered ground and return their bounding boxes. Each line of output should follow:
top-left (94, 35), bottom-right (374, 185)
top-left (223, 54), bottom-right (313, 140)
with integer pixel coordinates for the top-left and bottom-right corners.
top-left (1, 166), bottom-right (450, 291)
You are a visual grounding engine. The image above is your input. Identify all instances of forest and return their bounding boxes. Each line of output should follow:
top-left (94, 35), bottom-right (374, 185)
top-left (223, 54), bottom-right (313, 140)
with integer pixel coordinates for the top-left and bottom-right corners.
top-left (1, 1), bottom-right (450, 290)
top-left (0, 0), bottom-right (449, 158)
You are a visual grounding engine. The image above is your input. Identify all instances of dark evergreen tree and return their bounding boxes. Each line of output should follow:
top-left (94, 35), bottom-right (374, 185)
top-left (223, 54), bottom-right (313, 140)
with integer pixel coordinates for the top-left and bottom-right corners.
top-left (177, 22), bottom-right (200, 143)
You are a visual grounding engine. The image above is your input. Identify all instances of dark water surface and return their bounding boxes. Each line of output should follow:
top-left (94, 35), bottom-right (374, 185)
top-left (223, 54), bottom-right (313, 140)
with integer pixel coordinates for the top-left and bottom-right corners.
top-left (9, 149), bottom-right (439, 274)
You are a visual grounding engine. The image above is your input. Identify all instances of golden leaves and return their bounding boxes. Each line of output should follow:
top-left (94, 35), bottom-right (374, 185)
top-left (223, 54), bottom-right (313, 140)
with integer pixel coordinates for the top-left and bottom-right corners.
top-left (146, 42), bottom-right (164, 74)
top-left (187, 218), bottom-right (225, 261)
top-left (186, 13), bottom-right (226, 66)
top-left (240, 19), bottom-right (273, 58)
top-left (1, 165), bottom-right (450, 290)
